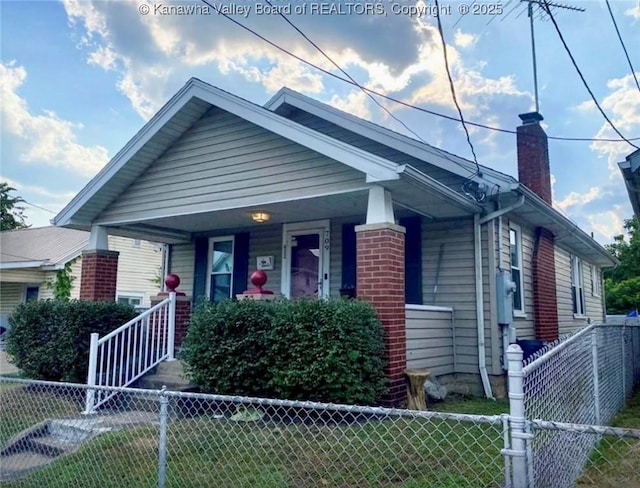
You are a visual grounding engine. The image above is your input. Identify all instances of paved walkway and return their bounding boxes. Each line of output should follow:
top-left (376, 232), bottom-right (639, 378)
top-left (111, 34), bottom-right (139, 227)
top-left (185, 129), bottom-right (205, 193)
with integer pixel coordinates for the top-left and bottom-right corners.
top-left (0, 349), bottom-right (20, 376)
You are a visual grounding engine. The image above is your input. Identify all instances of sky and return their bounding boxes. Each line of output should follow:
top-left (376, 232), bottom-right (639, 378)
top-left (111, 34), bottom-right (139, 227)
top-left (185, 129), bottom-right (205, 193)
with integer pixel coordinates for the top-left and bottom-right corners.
top-left (0, 0), bottom-right (639, 245)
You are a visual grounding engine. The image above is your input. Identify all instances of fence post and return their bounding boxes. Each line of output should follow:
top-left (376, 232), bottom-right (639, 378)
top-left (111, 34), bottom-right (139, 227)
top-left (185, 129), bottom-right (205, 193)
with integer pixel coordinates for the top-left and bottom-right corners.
top-left (84, 332), bottom-right (99, 415)
top-left (591, 328), bottom-right (600, 425)
top-left (158, 387), bottom-right (168, 488)
top-left (507, 344), bottom-right (529, 488)
top-left (621, 325), bottom-right (626, 399)
top-left (167, 292), bottom-right (176, 361)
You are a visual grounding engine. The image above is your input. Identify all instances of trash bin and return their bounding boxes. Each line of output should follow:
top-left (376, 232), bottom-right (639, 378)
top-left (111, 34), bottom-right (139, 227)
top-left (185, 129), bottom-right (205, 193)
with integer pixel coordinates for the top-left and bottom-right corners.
top-left (516, 339), bottom-right (545, 361)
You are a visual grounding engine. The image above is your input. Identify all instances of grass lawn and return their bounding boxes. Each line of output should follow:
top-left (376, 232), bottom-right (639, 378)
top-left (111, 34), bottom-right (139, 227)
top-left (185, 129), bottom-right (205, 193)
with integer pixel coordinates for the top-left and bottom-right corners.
top-left (0, 382), bottom-right (80, 445)
top-left (1, 388), bottom-right (507, 488)
top-left (576, 389), bottom-right (640, 488)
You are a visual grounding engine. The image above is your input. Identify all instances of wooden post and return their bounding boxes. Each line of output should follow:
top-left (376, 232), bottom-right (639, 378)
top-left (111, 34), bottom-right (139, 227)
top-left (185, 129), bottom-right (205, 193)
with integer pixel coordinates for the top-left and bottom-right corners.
top-left (405, 369), bottom-right (431, 410)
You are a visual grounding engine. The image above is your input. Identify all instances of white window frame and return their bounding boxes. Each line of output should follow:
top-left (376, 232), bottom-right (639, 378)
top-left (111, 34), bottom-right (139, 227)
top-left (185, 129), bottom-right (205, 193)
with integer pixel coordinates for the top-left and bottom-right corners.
top-left (571, 255), bottom-right (586, 317)
top-left (23, 284), bottom-right (40, 303)
top-left (281, 220), bottom-right (331, 299)
top-left (206, 236), bottom-right (235, 302)
top-left (116, 292), bottom-right (145, 307)
top-left (591, 265), bottom-right (601, 298)
top-left (509, 223), bottom-right (525, 316)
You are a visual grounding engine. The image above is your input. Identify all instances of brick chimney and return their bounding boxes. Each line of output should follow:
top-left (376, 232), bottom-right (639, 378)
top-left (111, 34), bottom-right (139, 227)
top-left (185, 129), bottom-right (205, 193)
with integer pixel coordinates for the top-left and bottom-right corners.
top-left (517, 112), bottom-right (559, 341)
top-left (517, 112), bottom-right (552, 205)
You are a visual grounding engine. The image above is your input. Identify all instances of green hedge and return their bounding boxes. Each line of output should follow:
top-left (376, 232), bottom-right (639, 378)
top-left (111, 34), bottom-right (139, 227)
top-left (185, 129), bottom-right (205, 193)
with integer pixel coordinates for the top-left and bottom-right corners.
top-left (6, 300), bottom-right (138, 382)
top-left (181, 298), bottom-right (388, 405)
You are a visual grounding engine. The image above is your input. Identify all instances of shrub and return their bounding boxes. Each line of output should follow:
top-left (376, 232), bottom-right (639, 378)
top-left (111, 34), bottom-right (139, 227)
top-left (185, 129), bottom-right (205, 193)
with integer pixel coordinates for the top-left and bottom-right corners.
top-left (6, 300), bottom-right (138, 382)
top-left (181, 298), bottom-right (387, 405)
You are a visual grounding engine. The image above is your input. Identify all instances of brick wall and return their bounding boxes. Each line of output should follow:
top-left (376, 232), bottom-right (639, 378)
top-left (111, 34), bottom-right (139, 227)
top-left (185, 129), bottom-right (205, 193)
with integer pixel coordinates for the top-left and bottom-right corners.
top-left (79, 250), bottom-right (119, 301)
top-left (150, 295), bottom-right (192, 349)
top-left (532, 227), bottom-right (559, 341)
top-left (355, 223), bottom-right (407, 407)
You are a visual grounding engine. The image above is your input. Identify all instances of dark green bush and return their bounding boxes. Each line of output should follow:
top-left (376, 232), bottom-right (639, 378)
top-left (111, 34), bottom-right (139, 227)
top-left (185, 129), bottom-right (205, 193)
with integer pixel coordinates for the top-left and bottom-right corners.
top-left (181, 298), bottom-right (387, 405)
top-left (6, 300), bottom-right (138, 382)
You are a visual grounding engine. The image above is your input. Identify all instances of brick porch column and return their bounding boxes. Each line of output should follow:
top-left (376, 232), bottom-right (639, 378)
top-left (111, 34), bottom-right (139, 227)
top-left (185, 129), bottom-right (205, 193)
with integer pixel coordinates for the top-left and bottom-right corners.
top-left (79, 250), bottom-right (119, 301)
top-left (356, 222), bottom-right (407, 407)
top-left (151, 275), bottom-right (192, 350)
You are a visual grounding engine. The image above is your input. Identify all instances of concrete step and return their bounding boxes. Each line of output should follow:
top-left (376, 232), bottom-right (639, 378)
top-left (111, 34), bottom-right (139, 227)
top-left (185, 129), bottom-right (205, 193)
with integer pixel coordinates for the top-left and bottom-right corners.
top-left (48, 418), bottom-right (100, 443)
top-left (137, 360), bottom-right (194, 391)
top-left (28, 435), bottom-right (71, 457)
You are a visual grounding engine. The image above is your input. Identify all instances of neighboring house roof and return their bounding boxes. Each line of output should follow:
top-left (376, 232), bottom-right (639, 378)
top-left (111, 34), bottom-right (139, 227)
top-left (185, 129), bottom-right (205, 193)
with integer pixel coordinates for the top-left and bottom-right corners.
top-left (0, 227), bottom-right (88, 270)
top-left (619, 149), bottom-right (640, 220)
top-left (52, 77), bottom-right (615, 267)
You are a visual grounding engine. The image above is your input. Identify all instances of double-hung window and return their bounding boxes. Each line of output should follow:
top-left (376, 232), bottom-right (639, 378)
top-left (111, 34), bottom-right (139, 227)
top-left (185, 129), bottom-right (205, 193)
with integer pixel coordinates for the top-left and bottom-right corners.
top-left (591, 265), bottom-right (601, 297)
top-left (207, 237), bottom-right (234, 302)
top-left (571, 255), bottom-right (585, 316)
top-left (509, 224), bottom-right (525, 315)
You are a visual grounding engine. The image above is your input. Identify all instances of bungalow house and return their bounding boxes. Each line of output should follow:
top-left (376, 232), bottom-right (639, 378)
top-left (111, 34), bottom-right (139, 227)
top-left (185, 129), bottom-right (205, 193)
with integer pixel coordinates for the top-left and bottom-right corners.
top-left (0, 226), bottom-right (164, 337)
top-left (52, 78), bottom-right (616, 404)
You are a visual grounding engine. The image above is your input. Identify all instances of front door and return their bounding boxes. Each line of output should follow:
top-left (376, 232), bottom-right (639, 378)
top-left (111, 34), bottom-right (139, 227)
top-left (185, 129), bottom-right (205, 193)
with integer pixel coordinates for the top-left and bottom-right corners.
top-left (282, 221), bottom-right (330, 298)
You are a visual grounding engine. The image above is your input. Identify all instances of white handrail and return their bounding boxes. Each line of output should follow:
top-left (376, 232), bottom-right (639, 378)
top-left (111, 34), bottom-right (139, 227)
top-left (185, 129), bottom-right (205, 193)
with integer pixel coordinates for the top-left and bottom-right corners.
top-left (84, 292), bottom-right (177, 414)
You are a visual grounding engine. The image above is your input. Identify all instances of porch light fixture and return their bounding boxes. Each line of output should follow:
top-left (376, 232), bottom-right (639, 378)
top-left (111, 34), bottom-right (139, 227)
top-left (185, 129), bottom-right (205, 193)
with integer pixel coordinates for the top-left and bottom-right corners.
top-left (251, 211), bottom-right (271, 223)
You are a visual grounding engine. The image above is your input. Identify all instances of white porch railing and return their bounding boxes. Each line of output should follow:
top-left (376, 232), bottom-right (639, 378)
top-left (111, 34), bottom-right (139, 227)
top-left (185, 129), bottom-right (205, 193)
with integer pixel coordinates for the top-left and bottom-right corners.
top-left (84, 292), bottom-right (176, 414)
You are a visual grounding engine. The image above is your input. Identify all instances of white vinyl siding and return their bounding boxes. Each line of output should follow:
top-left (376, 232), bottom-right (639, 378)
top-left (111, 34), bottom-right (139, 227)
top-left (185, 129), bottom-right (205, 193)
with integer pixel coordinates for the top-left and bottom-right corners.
top-left (406, 306), bottom-right (455, 376)
top-left (97, 108), bottom-right (367, 224)
top-left (168, 243), bottom-right (195, 297)
top-left (110, 236), bottom-right (163, 307)
top-left (0, 269), bottom-right (46, 283)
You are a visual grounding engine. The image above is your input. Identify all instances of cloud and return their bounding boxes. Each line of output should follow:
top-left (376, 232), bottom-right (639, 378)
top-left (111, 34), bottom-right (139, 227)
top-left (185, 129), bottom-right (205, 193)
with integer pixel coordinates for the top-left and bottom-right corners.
top-left (454, 30), bottom-right (477, 48)
top-left (0, 61), bottom-right (109, 177)
top-left (555, 186), bottom-right (601, 212)
top-left (625, 4), bottom-right (640, 20)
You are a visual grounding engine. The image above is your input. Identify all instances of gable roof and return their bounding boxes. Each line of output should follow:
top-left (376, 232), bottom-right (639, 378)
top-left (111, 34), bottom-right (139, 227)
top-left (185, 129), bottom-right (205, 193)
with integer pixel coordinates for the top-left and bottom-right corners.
top-left (54, 78), bottom-right (434, 229)
top-left (265, 87), bottom-right (519, 191)
top-left (0, 227), bottom-right (88, 270)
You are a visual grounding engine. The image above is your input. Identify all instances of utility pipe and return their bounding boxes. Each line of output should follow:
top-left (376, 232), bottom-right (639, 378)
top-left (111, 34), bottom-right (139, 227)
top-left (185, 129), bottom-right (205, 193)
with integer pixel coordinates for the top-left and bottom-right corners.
top-left (474, 214), bottom-right (494, 399)
top-left (474, 195), bottom-right (525, 398)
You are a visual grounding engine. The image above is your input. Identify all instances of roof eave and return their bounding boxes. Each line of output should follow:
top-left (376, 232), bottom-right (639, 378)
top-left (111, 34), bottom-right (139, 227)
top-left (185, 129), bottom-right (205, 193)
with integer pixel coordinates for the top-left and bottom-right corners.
top-left (515, 185), bottom-right (618, 268)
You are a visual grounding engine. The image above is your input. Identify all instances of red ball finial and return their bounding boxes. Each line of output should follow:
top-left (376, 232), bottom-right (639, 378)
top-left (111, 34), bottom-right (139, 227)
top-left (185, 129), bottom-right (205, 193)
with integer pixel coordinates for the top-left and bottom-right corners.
top-left (250, 270), bottom-right (268, 289)
top-left (165, 274), bottom-right (181, 292)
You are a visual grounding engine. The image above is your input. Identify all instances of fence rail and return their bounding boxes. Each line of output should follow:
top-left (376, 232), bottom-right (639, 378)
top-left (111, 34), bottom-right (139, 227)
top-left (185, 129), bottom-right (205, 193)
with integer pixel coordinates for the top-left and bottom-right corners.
top-left (84, 292), bottom-right (176, 414)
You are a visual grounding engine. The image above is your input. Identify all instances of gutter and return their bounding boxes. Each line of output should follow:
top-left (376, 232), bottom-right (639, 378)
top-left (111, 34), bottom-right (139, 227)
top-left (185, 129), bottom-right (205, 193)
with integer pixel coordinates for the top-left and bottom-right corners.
top-left (474, 196), bottom-right (525, 399)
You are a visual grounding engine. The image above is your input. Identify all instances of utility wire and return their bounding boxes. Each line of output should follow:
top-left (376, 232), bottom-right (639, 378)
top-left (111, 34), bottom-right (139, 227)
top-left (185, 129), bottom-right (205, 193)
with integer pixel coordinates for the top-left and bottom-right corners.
top-left (542, 0), bottom-right (639, 150)
top-left (604, 0), bottom-right (640, 93)
top-left (262, 0), bottom-right (428, 145)
top-left (198, 0), bottom-right (640, 144)
top-left (433, 0), bottom-right (480, 175)
top-left (23, 200), bottom-right (57, 214)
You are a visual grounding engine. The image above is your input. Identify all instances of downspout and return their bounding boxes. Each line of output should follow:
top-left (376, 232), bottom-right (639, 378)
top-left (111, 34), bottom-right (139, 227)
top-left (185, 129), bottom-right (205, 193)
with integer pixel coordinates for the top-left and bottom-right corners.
top-left (474, 213), bottom-right (494, 399)
top-left (475, 195), bottom-right (526, 398)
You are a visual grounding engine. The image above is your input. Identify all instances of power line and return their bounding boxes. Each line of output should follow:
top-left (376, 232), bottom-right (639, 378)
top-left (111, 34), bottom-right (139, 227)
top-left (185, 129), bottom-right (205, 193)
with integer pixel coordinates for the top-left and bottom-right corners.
top-left (604, 0), bottom-right (640, 94)
top-left (23, 200), bottom-right (57, 214)
top-left (198, 0), bottom-right (640, 144)
top-left (262, 0), bottom-right (428, 145)
top-left (542, 0), bottom-right (639, 150)
top-left (433, 0), bottom-right (480, 176)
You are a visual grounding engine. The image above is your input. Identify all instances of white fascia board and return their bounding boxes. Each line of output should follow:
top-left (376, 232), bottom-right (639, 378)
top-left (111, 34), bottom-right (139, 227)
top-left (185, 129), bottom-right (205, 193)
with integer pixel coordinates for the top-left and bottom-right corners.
top-left (266, 88), bottom-right (518, 191)
top-left (187, 81), bottom-right (401, 181)
top-left (53, 80), bottom-right (198, 228)
top-left (0, 261), bottom-right (47, 270)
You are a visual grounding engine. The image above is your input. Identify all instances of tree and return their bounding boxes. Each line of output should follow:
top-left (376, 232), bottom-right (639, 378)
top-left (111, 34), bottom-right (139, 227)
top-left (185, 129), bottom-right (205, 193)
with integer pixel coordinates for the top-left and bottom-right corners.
top-left (0, 183), bottom-right (28, 231)
top-left (604, 216), bottom-right (640, 314)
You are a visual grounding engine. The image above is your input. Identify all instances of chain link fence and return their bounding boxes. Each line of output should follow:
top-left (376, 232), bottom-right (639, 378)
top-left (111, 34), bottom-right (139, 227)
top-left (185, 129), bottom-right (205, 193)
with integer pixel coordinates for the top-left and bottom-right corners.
top-left (0, 378), bottom-right (507, 487)
top-left (517, 320), bottom-right (640, 488)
